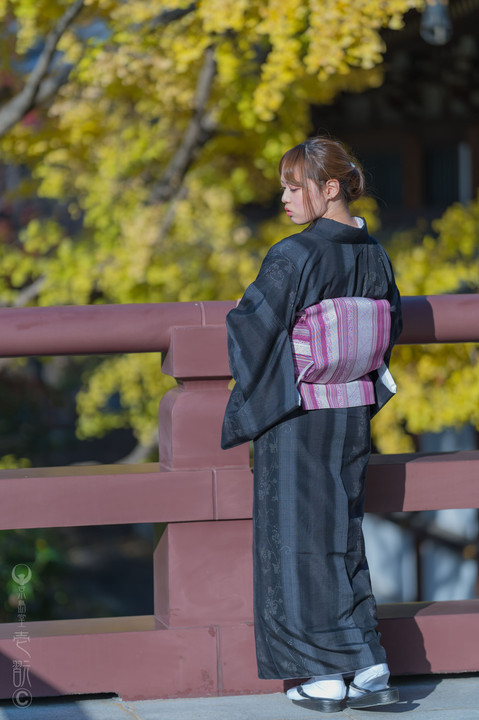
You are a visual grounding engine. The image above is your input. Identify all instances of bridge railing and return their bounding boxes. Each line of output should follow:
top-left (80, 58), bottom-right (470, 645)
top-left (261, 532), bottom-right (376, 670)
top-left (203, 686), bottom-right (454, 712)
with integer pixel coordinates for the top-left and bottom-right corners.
top-left (0, 294), bottom-right (478, 700)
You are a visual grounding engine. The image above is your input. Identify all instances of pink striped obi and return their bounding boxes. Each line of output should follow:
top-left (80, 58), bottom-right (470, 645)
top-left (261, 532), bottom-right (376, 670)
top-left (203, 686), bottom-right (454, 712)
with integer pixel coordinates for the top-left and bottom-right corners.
top-left (291, 297), bottom-right (392, 410)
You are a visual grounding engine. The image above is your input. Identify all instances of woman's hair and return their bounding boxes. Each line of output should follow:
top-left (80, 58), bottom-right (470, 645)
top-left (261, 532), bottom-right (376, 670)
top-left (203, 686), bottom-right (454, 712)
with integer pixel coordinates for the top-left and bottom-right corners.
top-left (279, 136), bottom-right (366, 219)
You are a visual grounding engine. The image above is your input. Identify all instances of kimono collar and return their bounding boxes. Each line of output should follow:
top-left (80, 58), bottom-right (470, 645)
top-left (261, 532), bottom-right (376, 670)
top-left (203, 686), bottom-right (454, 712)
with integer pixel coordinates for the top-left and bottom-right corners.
top-left (308, 216), bottom-right (370, 244)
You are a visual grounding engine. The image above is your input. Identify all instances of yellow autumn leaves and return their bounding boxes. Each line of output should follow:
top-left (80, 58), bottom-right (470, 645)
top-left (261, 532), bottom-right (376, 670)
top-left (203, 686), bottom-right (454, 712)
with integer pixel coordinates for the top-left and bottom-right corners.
top-left (373, 196), bottom-right (479, 452)
top-left (3, 0), bottom-right (477, 459)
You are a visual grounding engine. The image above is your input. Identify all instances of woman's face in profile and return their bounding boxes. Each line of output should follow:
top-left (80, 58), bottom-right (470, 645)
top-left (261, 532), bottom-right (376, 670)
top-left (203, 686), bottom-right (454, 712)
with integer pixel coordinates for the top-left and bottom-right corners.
top-left (280, 175), bottom-right (326, 225)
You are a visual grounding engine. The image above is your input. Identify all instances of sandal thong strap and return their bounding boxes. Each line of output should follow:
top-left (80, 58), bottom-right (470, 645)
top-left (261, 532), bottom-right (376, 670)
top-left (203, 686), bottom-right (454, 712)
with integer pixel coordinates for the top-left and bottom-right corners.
top-left (349, 681), bottom-right (370, 695)
top-left (297, 686), bottom-right (318, 700)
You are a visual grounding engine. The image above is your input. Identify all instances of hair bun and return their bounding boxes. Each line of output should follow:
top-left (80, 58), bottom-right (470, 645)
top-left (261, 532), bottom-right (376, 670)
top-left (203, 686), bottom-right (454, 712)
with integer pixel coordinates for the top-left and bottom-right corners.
top-left (279, 136), bottom-right (366, 215)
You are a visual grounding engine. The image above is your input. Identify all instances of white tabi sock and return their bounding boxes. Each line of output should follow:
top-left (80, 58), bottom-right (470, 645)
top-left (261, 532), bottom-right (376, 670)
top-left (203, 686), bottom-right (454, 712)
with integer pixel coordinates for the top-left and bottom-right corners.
top-left (349, 663), bottom-right (390, 697)
top-left (286, 674), bottom-right (346, 701)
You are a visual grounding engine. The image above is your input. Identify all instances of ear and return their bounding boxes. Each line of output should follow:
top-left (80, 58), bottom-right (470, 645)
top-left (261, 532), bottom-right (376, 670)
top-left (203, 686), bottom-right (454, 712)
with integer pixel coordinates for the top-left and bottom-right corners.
top-left (324, 178), bottom-right (341, 200)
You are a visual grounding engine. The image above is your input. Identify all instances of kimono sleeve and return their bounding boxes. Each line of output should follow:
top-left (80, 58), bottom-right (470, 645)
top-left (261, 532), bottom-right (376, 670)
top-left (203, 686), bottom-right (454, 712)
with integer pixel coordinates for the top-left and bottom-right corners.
top-left (221, 246), bottom-right (302, 449)
top-left (370, 248), bottom-right (403, 416)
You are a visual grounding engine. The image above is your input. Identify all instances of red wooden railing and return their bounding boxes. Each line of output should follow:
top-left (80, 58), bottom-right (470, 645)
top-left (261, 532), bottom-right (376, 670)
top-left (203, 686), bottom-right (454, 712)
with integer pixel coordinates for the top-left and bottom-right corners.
top-left (0, 294), bottom-right (478, 701)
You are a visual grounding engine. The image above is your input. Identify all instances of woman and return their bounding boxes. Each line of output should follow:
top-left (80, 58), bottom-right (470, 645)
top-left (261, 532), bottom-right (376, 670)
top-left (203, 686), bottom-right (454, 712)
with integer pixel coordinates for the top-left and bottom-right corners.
top-left (221, 137), bottom-right (402, 713)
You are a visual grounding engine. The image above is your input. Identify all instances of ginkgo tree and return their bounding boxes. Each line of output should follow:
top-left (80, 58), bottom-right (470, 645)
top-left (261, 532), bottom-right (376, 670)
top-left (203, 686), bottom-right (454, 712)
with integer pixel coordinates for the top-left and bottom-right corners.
top-left (372, 197), bottom-right (479, 453)
top-left (3, 0), bottom-right (476, 461)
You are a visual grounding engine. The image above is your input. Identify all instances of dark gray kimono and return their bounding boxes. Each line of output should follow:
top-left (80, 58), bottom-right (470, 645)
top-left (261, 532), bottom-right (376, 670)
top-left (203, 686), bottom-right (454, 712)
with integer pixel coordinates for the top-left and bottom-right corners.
top-left (221, 217), bottom-right (402, 679)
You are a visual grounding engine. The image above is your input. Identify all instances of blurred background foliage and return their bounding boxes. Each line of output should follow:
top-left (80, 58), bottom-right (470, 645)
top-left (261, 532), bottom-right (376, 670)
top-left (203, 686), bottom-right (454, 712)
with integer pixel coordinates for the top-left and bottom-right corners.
top-left (0, 0), bottom-right (478, 617)
top-left (0, 528), bottom-right (67, 623)
top-left (1, 0), bottom-right (437, 461)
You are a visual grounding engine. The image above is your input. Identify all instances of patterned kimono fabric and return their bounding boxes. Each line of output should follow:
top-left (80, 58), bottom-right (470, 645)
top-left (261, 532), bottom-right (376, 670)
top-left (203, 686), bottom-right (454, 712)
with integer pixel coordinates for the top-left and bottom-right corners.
top-left (253, 404), bottom-right (386, 679)
top-left (221, 217), bottom-right (402, 679)
top-left (253, 298), bottom-right (392, 680)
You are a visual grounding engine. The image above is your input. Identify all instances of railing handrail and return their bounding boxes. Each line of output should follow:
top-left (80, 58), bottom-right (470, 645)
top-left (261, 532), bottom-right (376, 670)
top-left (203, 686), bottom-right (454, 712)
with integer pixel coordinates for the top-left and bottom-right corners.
top-left (0, 294), bottom-right (478, 358)
top-left (0, 300), bottom-right (235, 358)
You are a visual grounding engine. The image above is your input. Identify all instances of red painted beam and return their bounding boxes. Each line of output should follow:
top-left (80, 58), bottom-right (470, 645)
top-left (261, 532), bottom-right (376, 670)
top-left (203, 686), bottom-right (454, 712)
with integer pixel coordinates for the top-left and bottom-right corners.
top-left (0, 615), bottom-right (284, 700)
top-left (0, 616), bottom-right (222, 700)
top-left (379, 600), bottom-right (479, 675)
top-left (0, 301), bottom-right (235, 358)
top-left (1, 451), bottom-right (477, 530)
top-left (0, 600), bottom-right (477, 701)
top-left (0, 295), bottom-right (477, 358)
top-left (0, 465), bottom-right (213, 529)
top-left (0, 465), bottom-right (254, 530)
top-left (399, 294), bottom-right (479, 344)
top-left (366, 450), bottom-right (479, 512)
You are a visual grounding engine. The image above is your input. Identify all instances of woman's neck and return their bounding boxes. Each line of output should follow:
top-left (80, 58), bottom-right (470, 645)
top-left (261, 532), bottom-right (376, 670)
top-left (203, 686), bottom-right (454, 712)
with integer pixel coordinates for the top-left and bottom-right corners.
top-left (322, 201), bottom-right (358, 227)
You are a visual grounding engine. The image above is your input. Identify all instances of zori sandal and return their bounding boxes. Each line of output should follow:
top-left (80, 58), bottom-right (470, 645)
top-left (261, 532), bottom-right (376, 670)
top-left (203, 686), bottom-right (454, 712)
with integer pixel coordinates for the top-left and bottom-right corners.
top-left (346, 682), bottom-right (399, 708)
top-left (292, 686), bottom-right (345, 713)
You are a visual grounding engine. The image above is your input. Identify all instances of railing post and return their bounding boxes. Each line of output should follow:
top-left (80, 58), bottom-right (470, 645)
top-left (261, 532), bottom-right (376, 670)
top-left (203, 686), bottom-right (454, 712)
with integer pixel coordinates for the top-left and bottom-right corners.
top-left (158, 325), bottom-right (246, 470)
top-left (154, 324), bottom-right (276, 693)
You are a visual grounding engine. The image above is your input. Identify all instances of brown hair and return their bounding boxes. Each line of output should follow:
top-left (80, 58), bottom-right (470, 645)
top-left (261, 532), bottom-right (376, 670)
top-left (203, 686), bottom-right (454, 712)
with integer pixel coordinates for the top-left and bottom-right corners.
top-left (279, 136), bottom-right (366, 220)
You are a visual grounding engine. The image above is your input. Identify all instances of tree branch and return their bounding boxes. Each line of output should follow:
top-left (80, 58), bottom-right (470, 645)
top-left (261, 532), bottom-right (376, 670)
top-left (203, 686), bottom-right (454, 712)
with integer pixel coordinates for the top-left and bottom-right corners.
top-left (34, 64), bottom-right (73, 106)
top-left (149, 2), bottom-right (198, 29)
top-left (0, 0), bottom-right (85, 138)
top-left (150, 44), bottom-right (216, 204)
top-left (12, 276), bottom-right (46, 307)
top-left (0, 276), bottom-right (46, 309)
top-left (154, 184), bottom-right (188, 248)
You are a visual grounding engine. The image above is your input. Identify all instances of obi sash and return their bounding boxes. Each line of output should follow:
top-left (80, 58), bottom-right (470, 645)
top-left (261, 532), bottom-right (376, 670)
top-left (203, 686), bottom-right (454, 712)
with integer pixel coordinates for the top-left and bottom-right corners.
top-left (291, 297), bottom-right (395, 410)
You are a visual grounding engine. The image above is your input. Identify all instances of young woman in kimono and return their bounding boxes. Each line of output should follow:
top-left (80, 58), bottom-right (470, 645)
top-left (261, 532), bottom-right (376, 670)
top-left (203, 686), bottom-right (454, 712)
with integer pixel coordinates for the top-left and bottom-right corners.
top-left (221, 137), bottom-right (402, 713)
